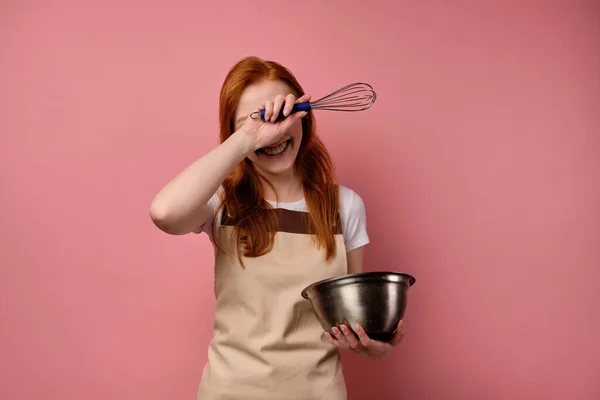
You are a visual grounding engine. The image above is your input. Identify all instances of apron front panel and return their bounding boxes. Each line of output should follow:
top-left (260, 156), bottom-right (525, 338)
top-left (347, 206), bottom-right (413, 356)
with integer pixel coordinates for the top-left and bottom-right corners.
top-left (198, 208), bottom-right (349, 400)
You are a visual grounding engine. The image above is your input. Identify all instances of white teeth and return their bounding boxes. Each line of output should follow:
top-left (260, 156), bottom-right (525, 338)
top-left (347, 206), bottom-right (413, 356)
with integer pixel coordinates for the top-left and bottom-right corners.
top-left (263, 140), bottom-right (288, 155)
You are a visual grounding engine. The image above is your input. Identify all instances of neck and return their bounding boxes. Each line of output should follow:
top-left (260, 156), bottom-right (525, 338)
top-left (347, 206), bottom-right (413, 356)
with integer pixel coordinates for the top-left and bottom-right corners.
top-left (260, 168), bottom-right (304, 203)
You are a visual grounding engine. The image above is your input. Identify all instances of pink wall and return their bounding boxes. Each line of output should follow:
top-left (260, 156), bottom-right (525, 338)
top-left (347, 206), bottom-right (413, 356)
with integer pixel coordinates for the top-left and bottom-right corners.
top-left (1, 1), bottom-right (599, 399)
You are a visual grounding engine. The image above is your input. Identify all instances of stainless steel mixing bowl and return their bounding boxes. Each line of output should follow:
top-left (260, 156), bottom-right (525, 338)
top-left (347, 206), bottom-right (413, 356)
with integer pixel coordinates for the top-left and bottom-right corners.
top-left (301, 271), bottom-right (416, 342)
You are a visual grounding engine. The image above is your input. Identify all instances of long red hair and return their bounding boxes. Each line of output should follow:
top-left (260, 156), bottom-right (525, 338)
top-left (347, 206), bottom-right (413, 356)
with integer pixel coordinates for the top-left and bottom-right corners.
top-left (212, 56), bottom-right (340, 264)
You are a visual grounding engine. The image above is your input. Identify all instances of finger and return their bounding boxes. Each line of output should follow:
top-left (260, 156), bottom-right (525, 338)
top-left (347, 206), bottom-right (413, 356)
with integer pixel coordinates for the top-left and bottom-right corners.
top-left (339, 324), bottom-right (360, 350)
top-left (391, 320), bottom-right (405, 346)
top-left (323, 332), bottom-right (341, 348)
top-left (271, 95), bottom-right (285, 122)
top-left (331, 327), bottom-right (349, 349)
top-left (263, 100), bottom-right (274, 122)
top-left (355, 324), bottom-right (372, 347)
top-left (359, 327), bottom-right (391, 352)
top-left (295, 93), bottom-right (311, 103)
top-left (356, 323), bottom-right (388, 352)
top-left (283, 94), bottom-right (296, 117)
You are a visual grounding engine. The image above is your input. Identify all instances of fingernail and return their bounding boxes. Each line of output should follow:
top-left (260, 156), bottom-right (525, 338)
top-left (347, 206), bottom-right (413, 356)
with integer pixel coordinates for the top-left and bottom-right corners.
top-left (283, 108), bottom-right (290, 116)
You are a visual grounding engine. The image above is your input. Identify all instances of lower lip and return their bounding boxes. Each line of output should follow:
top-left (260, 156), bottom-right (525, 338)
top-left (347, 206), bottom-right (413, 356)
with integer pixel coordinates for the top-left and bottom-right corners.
top-left (260, 141), bottom-right (290, 159)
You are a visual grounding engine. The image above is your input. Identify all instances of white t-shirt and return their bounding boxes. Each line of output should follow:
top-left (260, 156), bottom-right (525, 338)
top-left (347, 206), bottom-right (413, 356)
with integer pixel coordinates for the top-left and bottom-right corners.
top-left (195, 185), bottom-right (370, 253)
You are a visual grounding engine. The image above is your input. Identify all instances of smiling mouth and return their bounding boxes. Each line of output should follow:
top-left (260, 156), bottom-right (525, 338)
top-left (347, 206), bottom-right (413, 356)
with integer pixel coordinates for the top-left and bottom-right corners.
top-left (257, 139), bottom-right (291, 157)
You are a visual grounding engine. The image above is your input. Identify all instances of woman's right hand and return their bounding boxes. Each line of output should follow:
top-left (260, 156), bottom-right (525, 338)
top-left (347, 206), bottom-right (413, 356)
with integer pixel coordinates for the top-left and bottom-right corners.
top-left (237, 93), bottom-right (311, 152)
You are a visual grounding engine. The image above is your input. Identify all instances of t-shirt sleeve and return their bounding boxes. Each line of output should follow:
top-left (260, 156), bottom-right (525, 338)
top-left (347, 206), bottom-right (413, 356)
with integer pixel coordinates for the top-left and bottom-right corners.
top-left (192, 189), bottom-right (222, 239)
top-left (340, 187), bottom-right (370, 252)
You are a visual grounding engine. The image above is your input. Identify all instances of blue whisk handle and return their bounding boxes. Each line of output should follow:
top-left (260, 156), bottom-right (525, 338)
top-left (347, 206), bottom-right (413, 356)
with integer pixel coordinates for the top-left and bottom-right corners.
top-left (258, 101), bottom-right (312, 120)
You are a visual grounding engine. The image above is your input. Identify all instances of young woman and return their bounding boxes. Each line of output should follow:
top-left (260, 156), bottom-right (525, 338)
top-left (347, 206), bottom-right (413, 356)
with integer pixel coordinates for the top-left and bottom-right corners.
top-left (150, 56), bottom-right (405, 400)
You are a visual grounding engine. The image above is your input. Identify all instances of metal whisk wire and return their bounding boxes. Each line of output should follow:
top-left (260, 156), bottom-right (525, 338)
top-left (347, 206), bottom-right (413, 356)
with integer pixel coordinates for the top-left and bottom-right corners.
top-left (251, 82), bottom-right (377, 120)
top-left (310, 82), bottom-right (377, 112)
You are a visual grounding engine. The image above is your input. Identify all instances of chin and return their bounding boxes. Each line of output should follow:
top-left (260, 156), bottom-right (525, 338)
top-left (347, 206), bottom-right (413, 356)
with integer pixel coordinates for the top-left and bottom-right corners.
top-left (254, 157), bottom-right (296, 177)
top-left (259, 163), bottom-right (295, 176)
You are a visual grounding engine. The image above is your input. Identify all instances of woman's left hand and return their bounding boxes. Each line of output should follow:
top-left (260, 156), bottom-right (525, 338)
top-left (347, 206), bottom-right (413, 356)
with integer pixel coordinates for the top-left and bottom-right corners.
top-left (322, 321), bottom-right (405, 359)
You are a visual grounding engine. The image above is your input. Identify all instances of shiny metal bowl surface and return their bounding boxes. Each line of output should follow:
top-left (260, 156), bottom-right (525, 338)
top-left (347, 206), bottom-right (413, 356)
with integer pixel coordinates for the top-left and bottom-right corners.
top-left (301, 271), bottom-right (416, 342)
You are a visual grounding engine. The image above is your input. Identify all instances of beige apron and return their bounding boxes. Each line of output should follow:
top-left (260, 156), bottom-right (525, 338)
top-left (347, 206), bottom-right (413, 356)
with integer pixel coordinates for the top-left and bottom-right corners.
top-left (197, 207), bottom-right (348, 400)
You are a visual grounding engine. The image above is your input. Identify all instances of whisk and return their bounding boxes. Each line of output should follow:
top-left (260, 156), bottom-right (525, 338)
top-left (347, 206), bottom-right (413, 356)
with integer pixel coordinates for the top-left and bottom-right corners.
top-left (250, 82), bottom-right (377, 121)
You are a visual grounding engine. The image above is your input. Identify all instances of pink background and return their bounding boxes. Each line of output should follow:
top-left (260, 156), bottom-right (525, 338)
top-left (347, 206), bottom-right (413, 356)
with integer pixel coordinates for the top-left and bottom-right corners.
top-left (1, 1), bottom-right (599, 399)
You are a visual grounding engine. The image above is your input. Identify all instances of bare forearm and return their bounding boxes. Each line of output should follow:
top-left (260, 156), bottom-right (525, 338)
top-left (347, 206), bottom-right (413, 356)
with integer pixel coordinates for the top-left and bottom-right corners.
top-left (347, 247), bottom-right (365, 274)
top-left (149, 131), bottom-right (252, 234)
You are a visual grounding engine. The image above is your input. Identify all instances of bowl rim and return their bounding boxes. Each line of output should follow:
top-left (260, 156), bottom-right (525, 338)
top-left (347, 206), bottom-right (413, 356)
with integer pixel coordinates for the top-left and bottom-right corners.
top-left (300, 271), bottom-right (416, 299)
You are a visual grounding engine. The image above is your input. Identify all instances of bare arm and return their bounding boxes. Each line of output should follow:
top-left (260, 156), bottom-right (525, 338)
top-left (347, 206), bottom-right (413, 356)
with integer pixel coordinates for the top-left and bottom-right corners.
top-left (346, 246), bottom-right (365, 275)
top-left (149, 131), bottom-right (252, 235)
top-left (149, 95), bottom-right (308, 236)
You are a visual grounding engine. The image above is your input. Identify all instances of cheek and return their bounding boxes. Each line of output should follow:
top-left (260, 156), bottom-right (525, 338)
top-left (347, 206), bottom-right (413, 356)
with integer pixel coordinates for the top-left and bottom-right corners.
top-left (246, 153), bottom-right (259, 164)
top-left (290, 121), bottom-right (303, 143)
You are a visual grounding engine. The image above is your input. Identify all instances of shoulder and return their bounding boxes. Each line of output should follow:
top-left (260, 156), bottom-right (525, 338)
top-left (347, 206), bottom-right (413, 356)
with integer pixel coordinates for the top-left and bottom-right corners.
top-left (338, 185), bottom-right (366, 215)
top-left (337, 185), bottom-right (370, 252)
